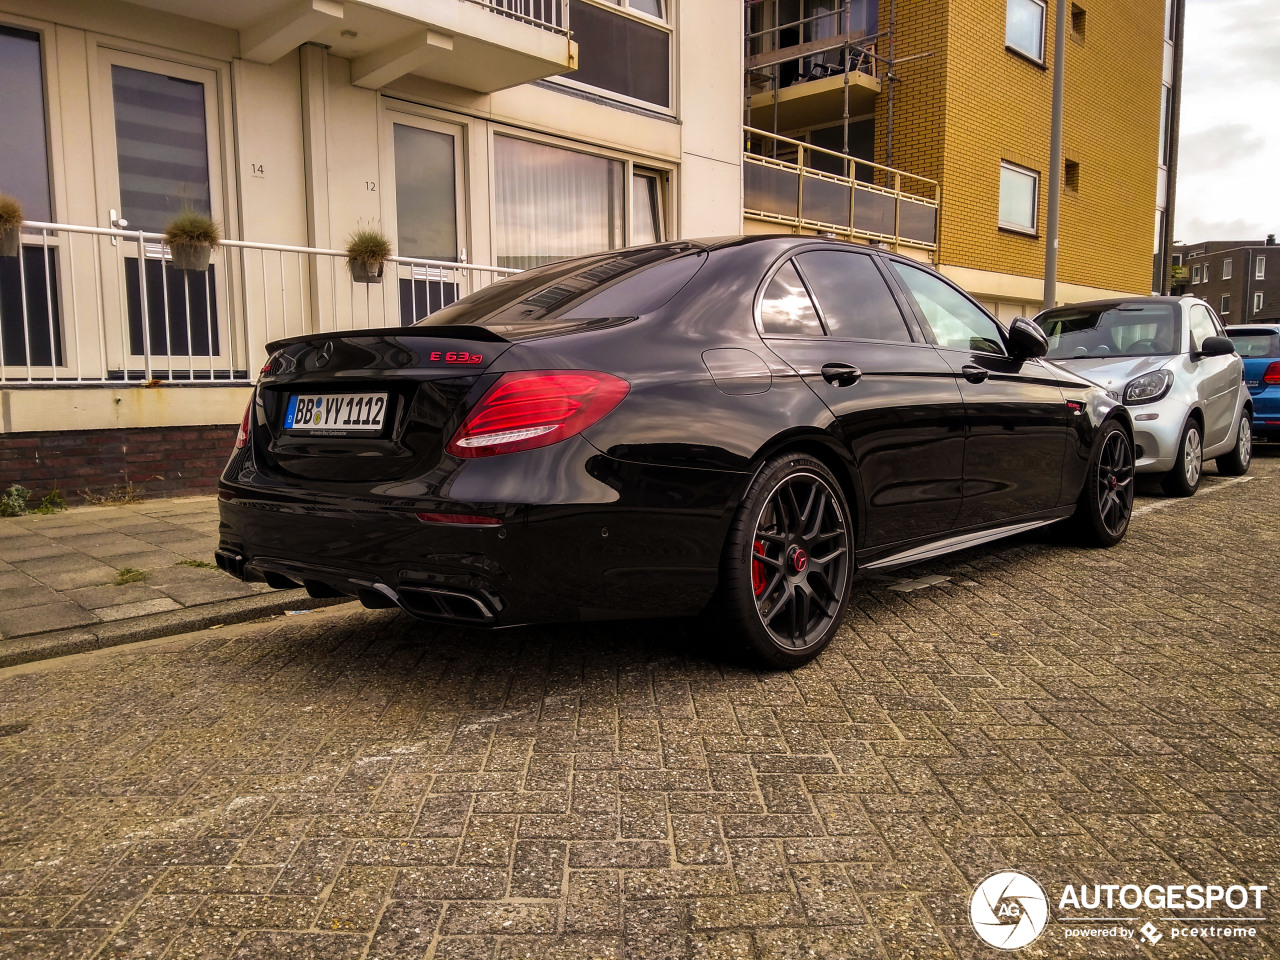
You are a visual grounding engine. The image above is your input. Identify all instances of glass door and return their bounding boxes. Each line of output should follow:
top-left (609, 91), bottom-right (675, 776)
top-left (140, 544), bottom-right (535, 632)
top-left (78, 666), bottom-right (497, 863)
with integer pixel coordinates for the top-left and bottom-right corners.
top-left (93, 50), bottom-right (231, 379)
top-left (382, 114), bottom-right (466, 324)
top-left (0, 25), bottom-right (61, 378)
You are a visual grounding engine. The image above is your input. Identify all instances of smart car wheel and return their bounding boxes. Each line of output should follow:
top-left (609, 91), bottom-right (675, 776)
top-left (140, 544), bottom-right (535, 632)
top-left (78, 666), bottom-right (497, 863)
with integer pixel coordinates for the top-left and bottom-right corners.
top-left (1161, 419), bottom-right (1203, 497)
top-left (1215, 414), bottom-right (1253, 477)
top-left (718, 454), bottom-right (853, 669)
top-left (1071, 420), bottom-right (1134, 547)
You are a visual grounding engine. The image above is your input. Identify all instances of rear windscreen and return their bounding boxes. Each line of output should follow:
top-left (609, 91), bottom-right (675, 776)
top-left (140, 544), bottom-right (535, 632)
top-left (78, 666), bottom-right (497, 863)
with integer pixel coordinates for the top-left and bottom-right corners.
top-left (416, 246), bottom-right (706, 334)
top-left (1228, 331), bottom-right (1279, 358)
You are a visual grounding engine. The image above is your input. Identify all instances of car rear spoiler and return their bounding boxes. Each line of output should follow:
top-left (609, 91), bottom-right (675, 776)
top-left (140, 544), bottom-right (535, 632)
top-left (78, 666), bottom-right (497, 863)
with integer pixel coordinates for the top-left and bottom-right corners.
top-left (266, 324), bottom-right (508, 353)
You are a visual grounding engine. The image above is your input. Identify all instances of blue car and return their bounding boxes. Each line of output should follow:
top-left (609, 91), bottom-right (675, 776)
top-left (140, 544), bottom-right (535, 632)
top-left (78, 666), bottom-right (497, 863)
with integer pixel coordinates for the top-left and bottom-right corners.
top-left (1227, 324), bottom-right (1280, 443)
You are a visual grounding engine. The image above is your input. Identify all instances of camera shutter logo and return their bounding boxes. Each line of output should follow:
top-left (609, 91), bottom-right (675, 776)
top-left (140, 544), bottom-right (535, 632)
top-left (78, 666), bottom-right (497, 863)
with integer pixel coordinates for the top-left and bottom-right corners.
top-left (970, 871), bottom-right (1050, 950)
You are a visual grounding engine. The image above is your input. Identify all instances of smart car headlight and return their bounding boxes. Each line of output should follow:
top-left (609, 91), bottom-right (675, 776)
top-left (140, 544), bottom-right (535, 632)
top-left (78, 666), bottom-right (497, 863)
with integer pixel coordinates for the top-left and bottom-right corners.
top-left (1123, 369), bottom-right (1173, 405)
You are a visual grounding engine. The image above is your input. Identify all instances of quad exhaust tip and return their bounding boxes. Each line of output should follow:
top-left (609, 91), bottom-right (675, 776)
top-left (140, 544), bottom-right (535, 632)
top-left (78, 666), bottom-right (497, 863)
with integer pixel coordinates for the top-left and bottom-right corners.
top-left (219, 551), bottom-right (497, 625)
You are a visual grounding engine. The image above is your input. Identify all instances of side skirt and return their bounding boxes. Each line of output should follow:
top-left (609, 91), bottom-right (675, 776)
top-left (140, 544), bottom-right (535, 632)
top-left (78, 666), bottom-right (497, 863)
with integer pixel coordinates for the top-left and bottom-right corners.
top-left (859, 510), bottom-right (1074, 573)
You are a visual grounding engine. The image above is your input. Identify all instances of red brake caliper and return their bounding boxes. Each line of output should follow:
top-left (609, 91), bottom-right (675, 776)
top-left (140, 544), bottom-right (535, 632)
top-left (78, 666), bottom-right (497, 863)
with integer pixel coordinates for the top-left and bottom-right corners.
top-left (751, 539), bottom-right (768, 597)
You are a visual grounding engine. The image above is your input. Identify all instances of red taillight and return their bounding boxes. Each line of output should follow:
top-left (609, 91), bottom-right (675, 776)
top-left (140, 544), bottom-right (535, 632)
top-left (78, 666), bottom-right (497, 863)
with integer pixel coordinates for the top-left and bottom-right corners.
top-left (1263, 361), bottom-right (1280, 385)
top-left (446, 371), bottom-right (629, 458)
top-left (415, 512), bottom-right (502, 526)
top-left (235, 397), bottom-right (253, 449)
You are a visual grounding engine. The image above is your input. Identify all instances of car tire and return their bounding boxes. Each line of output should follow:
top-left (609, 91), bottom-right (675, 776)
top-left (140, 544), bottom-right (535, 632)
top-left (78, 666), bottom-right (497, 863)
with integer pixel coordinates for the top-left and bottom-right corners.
top-left (715, 453), bottom-right (853, 669)
top-left (1071, 419), bottom-right (1135, 547)
top-left (1161, 418), bottom-right (1203, 497)
top-left (1214, 413), bottom-right (1253, 476)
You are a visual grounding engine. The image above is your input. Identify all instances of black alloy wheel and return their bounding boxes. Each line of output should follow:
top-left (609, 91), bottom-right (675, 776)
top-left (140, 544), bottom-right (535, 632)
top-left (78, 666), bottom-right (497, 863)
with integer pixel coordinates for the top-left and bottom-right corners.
top-left (718, 454), bottom-right (853, 668)
top-left (1072, 420), bottom-right (1135, 547)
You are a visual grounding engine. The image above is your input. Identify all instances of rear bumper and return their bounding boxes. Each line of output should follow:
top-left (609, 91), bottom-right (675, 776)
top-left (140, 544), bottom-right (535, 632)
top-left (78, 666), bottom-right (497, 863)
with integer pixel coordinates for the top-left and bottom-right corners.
top-left (1250, 389), bottom-right (1280, 439)
top-left (216, 456), bottom-right (745, 627)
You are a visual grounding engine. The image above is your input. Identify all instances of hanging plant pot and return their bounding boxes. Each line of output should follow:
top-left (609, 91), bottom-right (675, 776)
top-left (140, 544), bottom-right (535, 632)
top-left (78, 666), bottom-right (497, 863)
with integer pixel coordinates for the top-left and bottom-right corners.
top-left (349, 259), bottom-right (384, 284)
top-left (170, 242), bottom-right (212, 272)
top-left (0, 225), bottom-right (20, 258)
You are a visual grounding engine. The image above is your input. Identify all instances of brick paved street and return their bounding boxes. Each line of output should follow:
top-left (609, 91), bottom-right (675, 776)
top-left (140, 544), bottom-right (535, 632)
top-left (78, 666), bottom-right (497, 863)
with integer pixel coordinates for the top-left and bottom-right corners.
top-left (1, 452), bottom-right (1278, 959)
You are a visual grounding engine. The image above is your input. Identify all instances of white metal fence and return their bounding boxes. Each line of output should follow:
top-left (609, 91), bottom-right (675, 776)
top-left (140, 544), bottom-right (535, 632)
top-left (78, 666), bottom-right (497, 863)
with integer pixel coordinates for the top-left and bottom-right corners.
top-left (0, 222), bottom-right (519, 385)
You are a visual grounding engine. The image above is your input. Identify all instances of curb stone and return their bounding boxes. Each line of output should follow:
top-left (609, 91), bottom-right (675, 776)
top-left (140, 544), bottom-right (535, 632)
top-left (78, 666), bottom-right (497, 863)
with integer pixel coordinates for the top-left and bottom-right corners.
top-left (0, 591), bottom-right (353, 668)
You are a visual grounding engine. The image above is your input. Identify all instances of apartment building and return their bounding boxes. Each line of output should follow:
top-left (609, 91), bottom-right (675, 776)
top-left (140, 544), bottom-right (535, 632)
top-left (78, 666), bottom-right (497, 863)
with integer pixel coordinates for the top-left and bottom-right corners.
top-left (742, 0), bottom-right (1180, 324)
top-left (1174, 236), bottom-right (1280, 323)
top-left (0, 0), bottom-right (745, 498)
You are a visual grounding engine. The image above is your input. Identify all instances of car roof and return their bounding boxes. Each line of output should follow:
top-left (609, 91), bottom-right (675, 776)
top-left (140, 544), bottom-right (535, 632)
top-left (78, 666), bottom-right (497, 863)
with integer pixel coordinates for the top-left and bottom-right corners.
top-left (688, 234), bottom-right (899, 255)
top-left (1039, 296), bottom-right (1187, 313)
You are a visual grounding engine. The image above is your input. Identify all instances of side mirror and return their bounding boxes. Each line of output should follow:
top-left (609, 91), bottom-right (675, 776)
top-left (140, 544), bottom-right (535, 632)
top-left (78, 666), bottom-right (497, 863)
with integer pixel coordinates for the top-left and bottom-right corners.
top-left (1008, 317), bottom-right (1049, 360)
top-left (1196, 336), bottom-right (1235, 358)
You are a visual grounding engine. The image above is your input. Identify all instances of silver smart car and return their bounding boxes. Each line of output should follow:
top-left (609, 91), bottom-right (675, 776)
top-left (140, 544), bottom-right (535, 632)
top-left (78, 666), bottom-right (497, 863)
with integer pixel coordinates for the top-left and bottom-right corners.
top-left (1034, 296), bottom-right (1253, 496)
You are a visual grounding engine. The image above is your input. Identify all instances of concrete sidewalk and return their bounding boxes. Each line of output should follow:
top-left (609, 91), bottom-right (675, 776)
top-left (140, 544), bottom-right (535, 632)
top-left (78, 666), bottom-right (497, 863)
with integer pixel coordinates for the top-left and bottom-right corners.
top-left (0, 496), bottom-right (345, 667)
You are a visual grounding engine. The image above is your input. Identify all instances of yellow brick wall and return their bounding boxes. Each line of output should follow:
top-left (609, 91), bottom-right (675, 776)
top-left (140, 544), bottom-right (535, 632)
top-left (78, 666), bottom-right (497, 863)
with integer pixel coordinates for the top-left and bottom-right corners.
top-left (877, 0), bottom-right (1165, 295)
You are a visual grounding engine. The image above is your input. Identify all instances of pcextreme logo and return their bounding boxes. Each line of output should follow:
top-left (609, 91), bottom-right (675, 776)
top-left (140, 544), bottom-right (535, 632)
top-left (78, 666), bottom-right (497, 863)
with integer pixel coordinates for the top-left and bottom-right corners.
top-left (969, 870), bottom-right (1270, 950)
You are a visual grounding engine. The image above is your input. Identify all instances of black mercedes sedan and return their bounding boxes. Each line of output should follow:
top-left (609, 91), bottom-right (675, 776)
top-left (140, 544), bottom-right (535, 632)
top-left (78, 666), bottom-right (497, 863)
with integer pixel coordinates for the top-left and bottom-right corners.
top-left (217, 236), bottom-right (1135, 667)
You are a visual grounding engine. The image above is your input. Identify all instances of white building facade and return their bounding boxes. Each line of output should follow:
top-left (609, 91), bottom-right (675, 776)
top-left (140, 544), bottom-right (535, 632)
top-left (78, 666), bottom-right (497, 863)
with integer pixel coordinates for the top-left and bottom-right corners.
top-left (0, 0), bottom-right (743, 455)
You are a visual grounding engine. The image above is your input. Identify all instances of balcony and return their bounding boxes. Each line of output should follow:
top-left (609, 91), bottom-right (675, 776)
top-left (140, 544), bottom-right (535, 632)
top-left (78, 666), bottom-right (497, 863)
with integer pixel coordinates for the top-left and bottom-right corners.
top-left (743, 128), bottom-right (939, 251)
top-left (128, 0), bottom-right (577, 93)
top-left (745, 0), bottom-right (881, 132)
top-left (746, 41), bottom-right (880, 132)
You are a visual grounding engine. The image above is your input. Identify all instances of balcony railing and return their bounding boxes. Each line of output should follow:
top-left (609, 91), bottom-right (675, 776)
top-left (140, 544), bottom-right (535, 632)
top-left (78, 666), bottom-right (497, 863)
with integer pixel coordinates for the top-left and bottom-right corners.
top-left (744, 127), bottom-right (939, 251)
top-left (745, 1), bottom-right (879, 90)
top-left (464, 0), bottom-right (571, 36)
top-left (0, 223), bottom-right (519, 385)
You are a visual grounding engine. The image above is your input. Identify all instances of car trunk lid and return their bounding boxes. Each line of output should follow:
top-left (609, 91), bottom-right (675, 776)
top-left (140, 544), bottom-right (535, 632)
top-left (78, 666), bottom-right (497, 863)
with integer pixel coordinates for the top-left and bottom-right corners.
top-left (1241, 357), bottom-right (1278, 397)
top-left (253, 326), bottom-right (511, 484)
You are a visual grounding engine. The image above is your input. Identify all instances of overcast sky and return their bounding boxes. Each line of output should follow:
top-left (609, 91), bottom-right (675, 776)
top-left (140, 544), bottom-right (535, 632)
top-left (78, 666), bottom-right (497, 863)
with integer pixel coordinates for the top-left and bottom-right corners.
top-left (1174, 0), bottom-right (1280, 242)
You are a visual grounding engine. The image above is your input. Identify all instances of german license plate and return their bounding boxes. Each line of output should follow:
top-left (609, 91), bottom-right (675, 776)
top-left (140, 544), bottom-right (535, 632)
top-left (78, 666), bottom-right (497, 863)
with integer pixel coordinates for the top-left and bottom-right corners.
top-left (285, 393), bottom-right (387, 433)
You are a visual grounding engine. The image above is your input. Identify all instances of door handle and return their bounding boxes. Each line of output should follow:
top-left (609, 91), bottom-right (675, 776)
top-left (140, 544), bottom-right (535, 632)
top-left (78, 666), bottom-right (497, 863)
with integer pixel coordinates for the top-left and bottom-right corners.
top-left (962, 364), bottom-right (989, 384)
top-left (821, 363), bottom-right (862, 387)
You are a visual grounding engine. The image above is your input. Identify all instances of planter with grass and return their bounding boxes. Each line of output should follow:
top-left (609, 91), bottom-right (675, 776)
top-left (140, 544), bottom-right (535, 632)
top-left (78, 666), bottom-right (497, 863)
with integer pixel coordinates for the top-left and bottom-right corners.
top-left (0, 193), bottom-right (23, 258)
top-left (164, 211), bottom-right (221, 272)
top-left (346, 228), bottom-right (392, 284)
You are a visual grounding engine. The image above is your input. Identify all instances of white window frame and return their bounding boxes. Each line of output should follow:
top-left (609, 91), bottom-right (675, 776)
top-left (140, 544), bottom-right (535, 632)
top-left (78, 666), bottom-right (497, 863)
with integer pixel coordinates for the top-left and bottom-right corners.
top-left (1172, 253), bottom-right (1182, 267)
top-left (486, 125), bottom-right (675, 266)
top-left (998, 161), bottom-right (1039, 235)
top-left (630, 167), bottom-right (667, 245)
top-left (1005, 0), bottom-right (1047, 63)
top-left (1222, 258), bottom-right (1232, 280)
top-left (1220, 294), bottom-right (1230, 315)
top-left (1254, 291), bottom-right (1264, 314)
top-left (1192, 264), bottom-right (1201, 284)
top-left (1257, 255), bottom-right (1266, 280)
top-left (548, 0), bottom-right (675, 115)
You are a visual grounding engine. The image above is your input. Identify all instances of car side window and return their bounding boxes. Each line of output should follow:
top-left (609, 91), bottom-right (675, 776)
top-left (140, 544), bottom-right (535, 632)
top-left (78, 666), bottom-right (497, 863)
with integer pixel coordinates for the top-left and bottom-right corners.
top-left (1188, 304), bottom-right (1218, 351)
top-left (793, 251), bottom-right (913, 342)
top-left (759, 261), bottom-right (824, 337)
top-left (889, 261), bottom-right (1007, 356)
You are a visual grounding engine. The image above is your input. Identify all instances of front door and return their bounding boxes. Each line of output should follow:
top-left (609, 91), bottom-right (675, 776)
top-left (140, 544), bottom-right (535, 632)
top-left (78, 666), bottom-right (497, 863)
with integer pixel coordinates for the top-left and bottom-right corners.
top-left (758, 248), bottom-right (967, 548)
top-left (382, 113), bottom-right (466, 324)
top-left (1189, 302), bottom-right (1242, 447)
top-left (885, 259), bottom-right (1069, 528)
top-left (93, 50), bottom-right (230, 380)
